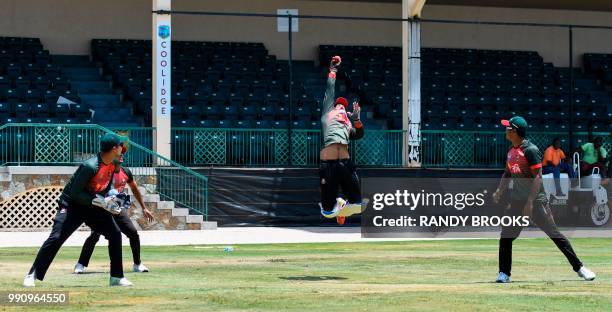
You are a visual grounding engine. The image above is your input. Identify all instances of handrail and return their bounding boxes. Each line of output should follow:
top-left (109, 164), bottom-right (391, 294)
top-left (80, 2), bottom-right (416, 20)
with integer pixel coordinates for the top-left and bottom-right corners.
top-left (0, 123), bottom-right (209, 219)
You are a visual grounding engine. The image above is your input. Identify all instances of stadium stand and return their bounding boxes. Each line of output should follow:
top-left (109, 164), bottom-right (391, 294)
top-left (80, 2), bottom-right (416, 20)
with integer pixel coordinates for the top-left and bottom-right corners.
top-left (320, 45), bottom-right (612, 132)
top-left (91, 39), bottom-right (332, 129)
top-left (3, 36), bottom-right (609, 133)
top-left (0, 37), bottom-right (89, 125)
top-left (0, 36), bottom-right (143, 127)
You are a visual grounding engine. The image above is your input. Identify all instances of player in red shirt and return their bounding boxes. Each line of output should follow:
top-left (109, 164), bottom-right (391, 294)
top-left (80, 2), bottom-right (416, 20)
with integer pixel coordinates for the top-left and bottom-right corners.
top-left (74, 148), bottom-right (155, 274)
top-left (492, 116), bottom-right (595, 283)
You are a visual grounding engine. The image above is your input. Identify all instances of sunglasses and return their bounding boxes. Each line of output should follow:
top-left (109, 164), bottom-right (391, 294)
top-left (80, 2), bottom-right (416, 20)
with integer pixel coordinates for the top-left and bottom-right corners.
top-left (115, 142), bottom-right (128, 153)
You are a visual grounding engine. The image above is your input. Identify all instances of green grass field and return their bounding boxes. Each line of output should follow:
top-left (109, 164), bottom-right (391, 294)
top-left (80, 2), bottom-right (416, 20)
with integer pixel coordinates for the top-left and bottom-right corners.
top-left (1, 238), bottom-right (611, 311)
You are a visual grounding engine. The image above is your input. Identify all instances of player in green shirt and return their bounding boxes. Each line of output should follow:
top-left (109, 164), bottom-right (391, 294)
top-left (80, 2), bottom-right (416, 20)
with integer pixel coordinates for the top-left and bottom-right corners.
top-left (74, 148), bottom-right (155, 274)
top-left (492, 116), bottom-right (595, 283)
top-left (24, 133), bottom-right (134, 287)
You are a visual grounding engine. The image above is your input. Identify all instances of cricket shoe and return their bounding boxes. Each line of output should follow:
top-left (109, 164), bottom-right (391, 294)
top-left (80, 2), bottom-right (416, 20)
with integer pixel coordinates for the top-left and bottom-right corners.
top-left (495, 272), bottom-right (510, 283)
top-left (577, 266), bottom-right (596, 281)
top-left (337, 198), bottom-right (369, 217)
top-left (22, 273), bottom-right (36, 287)
top-left (110, 277), bottom-right (133, 287)
top-left (320, 198), bottom-right (347, 219)
top-left (74, 263), bottom-right (86, 274)
top-left (133, 263), bottom-right (150, 273)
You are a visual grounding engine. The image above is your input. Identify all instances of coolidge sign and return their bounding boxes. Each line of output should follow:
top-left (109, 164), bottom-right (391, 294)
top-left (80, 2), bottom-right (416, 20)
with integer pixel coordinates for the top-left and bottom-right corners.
top-left (157, 24), bottom-right (171, 117)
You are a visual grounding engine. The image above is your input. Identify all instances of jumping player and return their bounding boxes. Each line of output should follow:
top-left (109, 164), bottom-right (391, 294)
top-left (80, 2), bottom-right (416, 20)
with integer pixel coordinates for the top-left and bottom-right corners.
top-left (318, 55), bottom-right (366, 224)
top-left (74, 148), bottom-right (155, 274)
top-left (23, 133), bottom-right (133, 287)
top-left (492, 116), bottom-right (596, 283)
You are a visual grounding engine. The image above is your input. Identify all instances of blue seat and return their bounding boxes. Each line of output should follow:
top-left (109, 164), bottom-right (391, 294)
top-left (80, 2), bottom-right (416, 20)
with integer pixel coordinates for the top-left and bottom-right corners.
top-left (273, 120), bottom-right (288, 128)
top-left (203, 104), bottom-right (221, 119)
top-left (307, 120), bottom-right (321, 129)
top-left (5, 89), bottom-right (20, 104)
top-left (258, 104), bottom-right (274, 119)
top-left (291, 120), bottom-right (307, 129)
top-left (14, 103), bottom-right (31, 117)
top-left (217, 119), bottom-right (234, 128)
top-left (195, 119), bottom-right (215, 128)
top-left (240, 105), bottom-right (257, 118)
top-left (72, 103), bottom-right (90, 119)
top-left (255, 119), bottom-right (272, 128)
top-left (294, 106), bottom-right (311, 119)
top-left (184, 105), bottom-right (201, 120)
top-left (171, 105), bottom-right (185, 118)
top-left (175, 119), bottom-right (196, 127)
top-left (223, 104), bottom-right (239, 118)
top-left (276, 105), bottom-right (289, 120)
top-left (0, 102), bottom-right (10, 115)
top-left (235, 120), bottom-right (253, 128)
top-left (32, 103), bottom-right (50, 117)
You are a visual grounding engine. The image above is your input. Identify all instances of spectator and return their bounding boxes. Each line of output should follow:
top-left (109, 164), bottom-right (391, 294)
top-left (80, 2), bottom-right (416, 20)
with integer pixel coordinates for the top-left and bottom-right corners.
top-left (579, 137), bottom-right (607, 178)
top-left (542, 137), bottom-right (575, 196)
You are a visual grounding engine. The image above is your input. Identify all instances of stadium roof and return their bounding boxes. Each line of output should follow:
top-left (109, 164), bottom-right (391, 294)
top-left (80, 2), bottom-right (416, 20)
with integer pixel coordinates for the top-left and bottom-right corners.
top-left (327, 0), bottom-right (612, 12)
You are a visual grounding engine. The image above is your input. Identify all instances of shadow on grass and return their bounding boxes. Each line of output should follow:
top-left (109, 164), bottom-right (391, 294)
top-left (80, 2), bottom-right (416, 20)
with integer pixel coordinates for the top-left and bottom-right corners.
top-left (279, 276), bottom-right (348, 281)
top-left (75, 271), bottom-right (106, 275)
top-left (471, 280), bottom-right (584, 284)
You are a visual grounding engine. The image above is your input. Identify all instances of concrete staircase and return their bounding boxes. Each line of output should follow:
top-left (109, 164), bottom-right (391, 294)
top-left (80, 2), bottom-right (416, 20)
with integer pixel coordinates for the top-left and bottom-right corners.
top-left (129, 186), bottom-right (216, 231)
top-left (53, 55), bottom-right (143, 127)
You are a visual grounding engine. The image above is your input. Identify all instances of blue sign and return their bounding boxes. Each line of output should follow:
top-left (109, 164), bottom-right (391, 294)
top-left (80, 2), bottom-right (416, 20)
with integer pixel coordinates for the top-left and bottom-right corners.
top-left (158, 25), bottom-right (170, 39)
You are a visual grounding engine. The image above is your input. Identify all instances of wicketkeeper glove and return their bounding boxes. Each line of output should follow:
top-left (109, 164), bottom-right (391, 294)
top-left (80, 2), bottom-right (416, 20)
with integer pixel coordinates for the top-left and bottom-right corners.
top-left (115, 192), bottom-right (132, 209)
top-left (92, 194), bottom-right (122, 215)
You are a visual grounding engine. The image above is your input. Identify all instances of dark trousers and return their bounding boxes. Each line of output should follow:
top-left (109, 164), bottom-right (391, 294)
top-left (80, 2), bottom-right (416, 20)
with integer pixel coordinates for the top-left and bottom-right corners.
top-left (28, 203), bottom-right (124, 280)
top-left (499, 199), bottom-right (583, 276)
top-left (319, 159), bottom-right (362, 211)
top-left (543, 163), bottom-right (576, 194)
top-left (543, 162), bottom-right (576, 179)
top-left (78, 209), bottom-right (141, 267)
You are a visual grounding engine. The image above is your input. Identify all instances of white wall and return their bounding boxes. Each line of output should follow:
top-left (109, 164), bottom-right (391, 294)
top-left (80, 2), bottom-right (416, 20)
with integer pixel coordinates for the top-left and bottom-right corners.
top-left (1, 0), bottom-right (611, 66)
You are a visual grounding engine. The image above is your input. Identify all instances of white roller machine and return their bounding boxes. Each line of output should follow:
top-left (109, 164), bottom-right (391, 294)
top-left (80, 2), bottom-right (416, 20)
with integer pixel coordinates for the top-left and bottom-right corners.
top-left (542, 152), bottom-right (609, 226)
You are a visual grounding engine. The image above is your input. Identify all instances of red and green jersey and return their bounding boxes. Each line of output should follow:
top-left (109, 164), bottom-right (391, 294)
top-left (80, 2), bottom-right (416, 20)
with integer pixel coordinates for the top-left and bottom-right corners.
top-left (506, 140), bottom-right (545, 201)
top-left (87, 161), bottom-right (115, 194)
top-left (60, 154), bottom-right (116, 207)
top-left (320, 72), bottom-right (364, 147)
top-left (112, 166), bottom-right (134, 193)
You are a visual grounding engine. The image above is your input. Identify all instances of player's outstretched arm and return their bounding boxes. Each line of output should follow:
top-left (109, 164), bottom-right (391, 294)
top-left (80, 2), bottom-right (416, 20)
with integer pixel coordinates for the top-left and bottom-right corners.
top-left (128, 180), bottom-right (154, 222)
top-left (322, 56), bottom-right (341, 114)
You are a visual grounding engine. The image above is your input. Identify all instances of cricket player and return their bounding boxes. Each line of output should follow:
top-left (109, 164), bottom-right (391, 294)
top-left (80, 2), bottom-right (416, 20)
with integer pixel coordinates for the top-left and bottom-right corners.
top-left (74, 148), bottom-right (154, 274)
top-left (23, 133), bottom-right (133, 287)
top-left (318, 55), bottom-right (366, 224)
top-left (492, 116), bottom-right (595, 283)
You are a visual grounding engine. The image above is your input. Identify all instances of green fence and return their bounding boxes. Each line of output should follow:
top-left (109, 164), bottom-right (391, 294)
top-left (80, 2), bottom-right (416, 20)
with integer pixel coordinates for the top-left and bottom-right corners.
top-left (1, 124), bottom-right (609, 169)
top-left (422, 130), bottom-right (612, 168)
top-left (0, 123), bottom-right (208, 219)
top-left (171, 128), bottom-right (405, 167)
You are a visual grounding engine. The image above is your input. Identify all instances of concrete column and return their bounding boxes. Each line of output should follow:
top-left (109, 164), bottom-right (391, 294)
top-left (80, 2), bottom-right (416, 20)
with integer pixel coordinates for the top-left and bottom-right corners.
top-left (402, 0), bottom-right (425, 167)
top-left (152, 0), bottom-right (171, 160)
